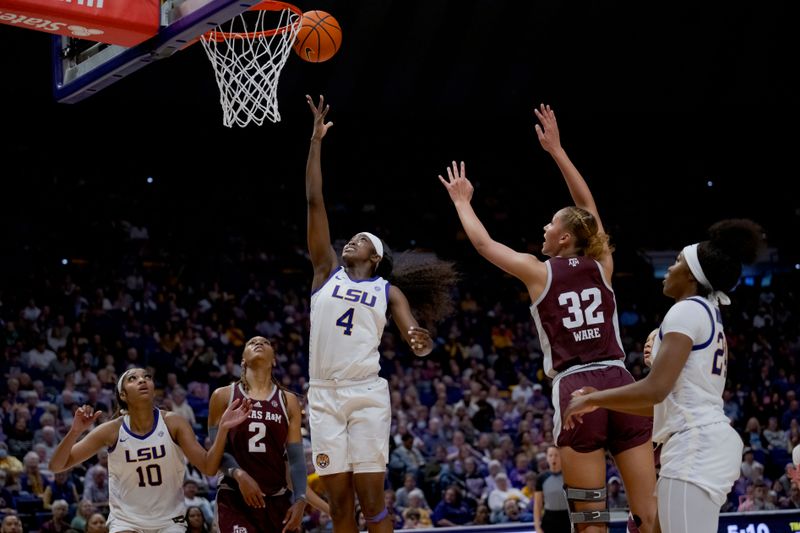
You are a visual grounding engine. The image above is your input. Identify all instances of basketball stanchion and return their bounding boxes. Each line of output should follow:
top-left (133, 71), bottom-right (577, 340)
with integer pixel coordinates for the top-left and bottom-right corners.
top-left (199, 1), bottom-right (302, 127)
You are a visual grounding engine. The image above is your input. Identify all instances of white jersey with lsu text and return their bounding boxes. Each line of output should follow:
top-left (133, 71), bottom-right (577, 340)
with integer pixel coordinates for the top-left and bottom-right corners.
top-left (309, 266), bottom-right (389, 380)
top-left (107, 409), bottom-right (186, 528)
top-left (651, 296), bottom-right (732, 444)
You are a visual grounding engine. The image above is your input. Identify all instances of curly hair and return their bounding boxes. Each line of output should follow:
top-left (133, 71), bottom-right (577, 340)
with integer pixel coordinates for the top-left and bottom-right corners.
top-left (374, 242), bottom-right (459, 326)
top-left (697, 218), bottom-right (764, 294)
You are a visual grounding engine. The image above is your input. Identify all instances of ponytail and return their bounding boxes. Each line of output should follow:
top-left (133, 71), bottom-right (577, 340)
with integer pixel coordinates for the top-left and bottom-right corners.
top-left (380, 249), bottom-right (459, 326)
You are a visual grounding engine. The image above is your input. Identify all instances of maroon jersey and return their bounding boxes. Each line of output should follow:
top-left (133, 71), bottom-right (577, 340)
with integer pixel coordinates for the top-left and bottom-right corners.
top-left (530, 256), bottom-right (625, 377)
top-left (225, 384), bottom-right (289, 496)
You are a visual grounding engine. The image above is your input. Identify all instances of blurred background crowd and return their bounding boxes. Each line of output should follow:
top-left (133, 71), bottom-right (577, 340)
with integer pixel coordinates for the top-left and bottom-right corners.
top-left (1, 177), bottom-right (798, 532)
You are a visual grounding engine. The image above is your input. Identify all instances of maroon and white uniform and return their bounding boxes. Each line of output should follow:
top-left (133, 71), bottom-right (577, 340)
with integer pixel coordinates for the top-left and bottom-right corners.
top-left (531, 256), bottom-right (651, 452)
top-left (216, 384), bottom-right (292, 533)
top-left (530, 256), bottom-right (625, 377)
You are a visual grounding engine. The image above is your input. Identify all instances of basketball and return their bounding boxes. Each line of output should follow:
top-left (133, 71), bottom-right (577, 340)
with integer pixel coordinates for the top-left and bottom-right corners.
top-left (292, 10), bottom-right (342, 63)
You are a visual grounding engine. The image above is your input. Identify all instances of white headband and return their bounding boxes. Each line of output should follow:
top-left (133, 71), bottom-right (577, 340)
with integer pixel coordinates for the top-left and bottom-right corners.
top-left (682, 243), bottom-right (731, 305)
top-left (117, 369), bottom-right (136, 393)
top-left (361, 232), bottom-right (384, 259)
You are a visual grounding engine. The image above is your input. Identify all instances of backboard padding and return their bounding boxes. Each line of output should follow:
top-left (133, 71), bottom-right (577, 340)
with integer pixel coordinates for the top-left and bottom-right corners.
top-left (53, 0), bottom-right (262, 103)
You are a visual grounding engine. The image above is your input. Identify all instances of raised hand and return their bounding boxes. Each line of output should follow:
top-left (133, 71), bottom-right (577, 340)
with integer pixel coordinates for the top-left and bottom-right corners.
top-left (306, 94), bottom-right (334, 141)
top-left (219, 398), bottom-right (252, 430)
top-left (533, 103), bottom-right (562, 155)
top-left (408, 325), bottom-right (433, 357)
top-left (562, 386), bottom-right (599, 431)
top-left (437, 161), bottom-right (473, 204)
top-left (282, 500), bottom-right (307, 532)
top-left (71, 405), bottom-right (102, 434)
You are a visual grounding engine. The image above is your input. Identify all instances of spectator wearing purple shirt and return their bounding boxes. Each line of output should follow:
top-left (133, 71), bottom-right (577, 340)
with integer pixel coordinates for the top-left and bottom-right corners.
top-left (508, 452), bottom-right (532, 489)
top-left (431, 486), bottom-right (472, 527)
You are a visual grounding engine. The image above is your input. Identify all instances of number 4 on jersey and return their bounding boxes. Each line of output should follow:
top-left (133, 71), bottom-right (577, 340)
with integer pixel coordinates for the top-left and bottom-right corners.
top-left (336, 308), bottom-right (355, 336)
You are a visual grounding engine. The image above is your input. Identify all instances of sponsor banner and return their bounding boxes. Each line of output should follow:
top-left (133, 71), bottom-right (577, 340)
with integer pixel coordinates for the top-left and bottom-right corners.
top-left (0, 0), bottom-right (158, 46)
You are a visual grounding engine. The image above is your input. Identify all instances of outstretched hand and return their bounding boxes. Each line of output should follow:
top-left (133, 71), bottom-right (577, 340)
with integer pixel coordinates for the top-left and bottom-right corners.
top-left (306, 94), bottom-right (333, 141)
top-left (71, 405), bottom-right (103, 434)
top-left (219, 398), bottom-right (252, 430)
top-left (562, 386), bottom-right (599, 431)
top-left (437, 161), bottom-right (473, 204)
top-left (533, 103), bottom-right (562, 155)
top-left (408, 325), bottom-right (433, 357)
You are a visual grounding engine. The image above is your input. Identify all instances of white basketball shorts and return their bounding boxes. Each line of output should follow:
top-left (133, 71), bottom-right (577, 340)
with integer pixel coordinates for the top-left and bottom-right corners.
top-left (308, 376), bottom-right (390, 475)
top-left (659, 421), bottom-right (743, 507)
top-left (108, 515), bottom-right (187, 533)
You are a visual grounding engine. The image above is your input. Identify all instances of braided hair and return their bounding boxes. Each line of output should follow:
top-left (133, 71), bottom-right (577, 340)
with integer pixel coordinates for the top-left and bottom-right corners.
top-left (237, 338), bottom-right (293, 397)
top-left (112, 367), bottom-right (141, 419)
top-left (558, 206), bottom-right (613, 259)
top-left (237, 359), bottom-right (285, 395)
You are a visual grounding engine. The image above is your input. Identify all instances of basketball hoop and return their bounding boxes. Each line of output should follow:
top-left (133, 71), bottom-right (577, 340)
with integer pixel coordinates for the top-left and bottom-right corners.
top-left (199, 1), bottom-right (302, 127)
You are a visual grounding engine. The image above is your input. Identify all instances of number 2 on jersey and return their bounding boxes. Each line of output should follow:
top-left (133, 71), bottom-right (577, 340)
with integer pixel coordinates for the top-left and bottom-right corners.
top-left (336, 307), bottom-right (355, 335)
top-left (248, 421), bottom-right (267, 452)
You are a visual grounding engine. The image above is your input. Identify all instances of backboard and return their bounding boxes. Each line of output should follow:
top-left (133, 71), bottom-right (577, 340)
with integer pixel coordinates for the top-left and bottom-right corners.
top-left (51, 0), bottom-right (263, 103)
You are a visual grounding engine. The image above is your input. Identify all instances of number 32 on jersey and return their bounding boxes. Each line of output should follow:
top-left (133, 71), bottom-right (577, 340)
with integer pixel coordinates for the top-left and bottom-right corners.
top-left (558, 288), bottom-right (605, 342)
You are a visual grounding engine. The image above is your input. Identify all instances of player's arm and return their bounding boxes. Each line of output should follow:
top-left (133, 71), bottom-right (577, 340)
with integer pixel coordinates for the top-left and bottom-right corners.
top-left (305, 94), bottom-right (339, 290)
top-left (563, 332), bottom-right (692, 428)
top-left (389, 286), bottom-right (433, 357)
top-left (306, 486), bottom-right (330, 514)
top-left (282, 392), bottom-right (307, 532)
top-left (438, 161), bottom-right (546, 289)
top-left (208, 387), bottom-right (266, 508)
top-left (534, 104), bottom-right (613, 273)
top-left (170, 398), bottom-right (250, 476)
top-left (49, 405), bottom-right (116, 473)
top-left (207, 386), bottom-right (240, 477)
top-left (535, 104), bottom-right (604, 234)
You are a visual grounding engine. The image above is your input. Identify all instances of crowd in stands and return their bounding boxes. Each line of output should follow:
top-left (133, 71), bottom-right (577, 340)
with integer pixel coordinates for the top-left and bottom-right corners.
top-left (1, 197), bottom-right (798, 531)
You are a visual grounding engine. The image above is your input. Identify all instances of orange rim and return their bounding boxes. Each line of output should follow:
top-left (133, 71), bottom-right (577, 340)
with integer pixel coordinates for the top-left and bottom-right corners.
top-left (203, 0), bottom-right (303, 42)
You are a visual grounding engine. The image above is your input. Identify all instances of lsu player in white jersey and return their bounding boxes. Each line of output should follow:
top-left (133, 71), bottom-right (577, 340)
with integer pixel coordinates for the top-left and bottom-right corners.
top-left (564, 219), bottom-right (764, 532)
top-left (49, 368), bottom-right (250, 533)
top-left (305, 95), bottom-right (458, 532)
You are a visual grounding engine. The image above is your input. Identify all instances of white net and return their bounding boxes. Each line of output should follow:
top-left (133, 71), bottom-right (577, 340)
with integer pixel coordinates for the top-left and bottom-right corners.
top-left (200, 4), bottom-right (300, 128)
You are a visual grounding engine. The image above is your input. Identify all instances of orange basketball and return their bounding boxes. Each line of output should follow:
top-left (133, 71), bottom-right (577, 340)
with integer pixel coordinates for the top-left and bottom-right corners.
top-left (292, 10), bottom-right (342, 63)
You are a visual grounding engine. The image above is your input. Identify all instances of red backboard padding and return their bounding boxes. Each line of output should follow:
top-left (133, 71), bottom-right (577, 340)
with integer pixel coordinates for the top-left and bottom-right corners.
top-left (0, 0), bottom-right (158, 46)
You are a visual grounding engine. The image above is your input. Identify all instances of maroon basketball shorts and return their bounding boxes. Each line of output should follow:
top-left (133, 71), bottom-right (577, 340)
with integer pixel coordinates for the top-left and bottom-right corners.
top-left (554, 364), bottom-right (652, 455)
top-left (216, 486), bottom-right (292, 533)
